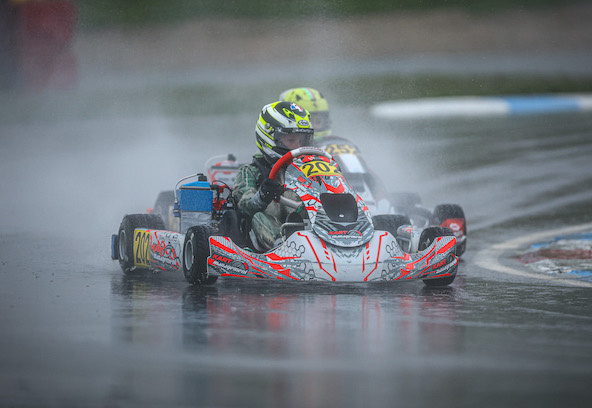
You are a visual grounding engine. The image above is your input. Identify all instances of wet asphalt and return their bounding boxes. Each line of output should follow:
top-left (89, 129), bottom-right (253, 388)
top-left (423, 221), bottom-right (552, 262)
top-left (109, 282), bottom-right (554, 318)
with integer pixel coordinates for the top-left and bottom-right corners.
top-left (1, 104), bottom-right (592, 406)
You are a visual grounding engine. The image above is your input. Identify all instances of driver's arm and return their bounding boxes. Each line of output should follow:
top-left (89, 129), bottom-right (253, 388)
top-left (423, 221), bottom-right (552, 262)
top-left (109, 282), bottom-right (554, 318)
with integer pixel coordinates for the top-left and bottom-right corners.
top-left (233, 165), bottom-right (263, 216)
top-left (234, 163), bottom-right (284, 215)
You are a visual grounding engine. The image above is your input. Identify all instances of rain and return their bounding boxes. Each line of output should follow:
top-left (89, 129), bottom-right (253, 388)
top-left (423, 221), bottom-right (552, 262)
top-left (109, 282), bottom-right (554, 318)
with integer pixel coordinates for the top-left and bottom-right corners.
top-left (1, 1), bottom-right (592, 407)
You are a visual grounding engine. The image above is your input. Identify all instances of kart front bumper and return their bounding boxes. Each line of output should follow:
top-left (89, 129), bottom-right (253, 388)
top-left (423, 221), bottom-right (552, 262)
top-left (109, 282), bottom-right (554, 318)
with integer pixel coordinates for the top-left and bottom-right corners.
top-left (208, 231), bottom-right (458, 283)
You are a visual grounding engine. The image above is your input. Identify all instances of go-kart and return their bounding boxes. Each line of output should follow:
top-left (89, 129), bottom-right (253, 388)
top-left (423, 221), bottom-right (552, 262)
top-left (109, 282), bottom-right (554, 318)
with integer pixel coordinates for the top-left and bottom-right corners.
top-left (147, 142), bottom-right (467, 259)
top-left (111, 148), bottom-right (459, 286)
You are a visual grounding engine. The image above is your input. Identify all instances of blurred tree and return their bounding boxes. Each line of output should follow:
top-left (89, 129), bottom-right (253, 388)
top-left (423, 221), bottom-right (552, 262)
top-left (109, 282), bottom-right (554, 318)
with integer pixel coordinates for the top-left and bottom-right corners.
top-left (76, 0), bottom-right (574, 29)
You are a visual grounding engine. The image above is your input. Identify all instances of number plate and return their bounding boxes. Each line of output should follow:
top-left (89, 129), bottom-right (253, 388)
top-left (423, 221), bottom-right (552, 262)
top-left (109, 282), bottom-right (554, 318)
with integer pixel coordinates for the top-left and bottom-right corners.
top-left (134, 230), bottom-right (152, 268)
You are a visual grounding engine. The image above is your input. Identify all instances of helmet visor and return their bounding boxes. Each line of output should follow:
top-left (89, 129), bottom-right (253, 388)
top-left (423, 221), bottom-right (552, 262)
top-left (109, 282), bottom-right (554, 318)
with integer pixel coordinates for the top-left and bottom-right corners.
top-left (275, 128), bottom-right (314, 150)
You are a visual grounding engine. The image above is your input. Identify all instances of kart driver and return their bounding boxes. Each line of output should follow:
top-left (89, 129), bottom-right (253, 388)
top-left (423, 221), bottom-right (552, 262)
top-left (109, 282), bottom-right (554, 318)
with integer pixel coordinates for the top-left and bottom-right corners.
top-left (232, 101), bottom-right (314, 251)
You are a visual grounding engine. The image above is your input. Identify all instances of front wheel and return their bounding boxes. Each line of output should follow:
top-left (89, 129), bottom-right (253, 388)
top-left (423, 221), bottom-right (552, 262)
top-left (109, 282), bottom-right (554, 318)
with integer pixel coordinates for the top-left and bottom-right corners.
top-left (183, 225), bottom-right (218, 285)
top-left (418, 226), bottom-right (457, 287)
top-left (423, 274), bottom-right (455, 287)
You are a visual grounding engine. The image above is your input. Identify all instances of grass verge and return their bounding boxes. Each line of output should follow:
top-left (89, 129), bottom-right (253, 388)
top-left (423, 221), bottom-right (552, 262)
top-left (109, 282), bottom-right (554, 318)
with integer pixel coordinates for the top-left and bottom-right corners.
top-left (77, 0), bottom-right (574, 30)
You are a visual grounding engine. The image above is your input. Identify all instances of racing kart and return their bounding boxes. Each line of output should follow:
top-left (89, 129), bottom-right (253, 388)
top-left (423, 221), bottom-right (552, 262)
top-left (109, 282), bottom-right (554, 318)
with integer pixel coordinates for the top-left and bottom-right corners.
top-left (111, 148), bottom-right (459, 286)
top-left (147, 142), bottom-right (467, 258)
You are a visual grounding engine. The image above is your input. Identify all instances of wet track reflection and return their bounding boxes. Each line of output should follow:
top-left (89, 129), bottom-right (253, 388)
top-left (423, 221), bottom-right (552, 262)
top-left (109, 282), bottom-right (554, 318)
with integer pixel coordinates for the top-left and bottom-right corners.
top-left (181, 280), bottom-right (465, 356)
top-left (112, 272), bottom-right (466, 356)
top-left (103, 269), bottom-right (592, 407)
top-left (108, 272), bottom-right (471, 407)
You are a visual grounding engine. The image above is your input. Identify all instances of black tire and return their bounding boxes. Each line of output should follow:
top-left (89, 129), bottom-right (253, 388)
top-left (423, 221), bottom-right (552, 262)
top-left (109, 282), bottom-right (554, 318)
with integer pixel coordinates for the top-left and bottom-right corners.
top-left (183, 225), bottom-right (217, 285)
top-left (423, 274), bottom-right (455, 287)
top-left (418, 226), bottom-right (454, 251)
top-left (418, 226), bottom-right (456, 287)
top-left (372, 214), bottom-right (411, 236)
top-left (431, 204), bottom-right (465, 225)
top-left (118, 214), bottom-right (165, 274)
top-left (431, 204), bottom-right (467, 257)
top-left (153, 190), bottom-right (175, 229)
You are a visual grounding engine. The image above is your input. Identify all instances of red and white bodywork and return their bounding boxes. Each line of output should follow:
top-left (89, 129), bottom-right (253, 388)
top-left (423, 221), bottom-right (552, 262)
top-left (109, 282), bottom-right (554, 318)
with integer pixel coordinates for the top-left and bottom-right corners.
top-left (208, 231), bottom-right (457, 282)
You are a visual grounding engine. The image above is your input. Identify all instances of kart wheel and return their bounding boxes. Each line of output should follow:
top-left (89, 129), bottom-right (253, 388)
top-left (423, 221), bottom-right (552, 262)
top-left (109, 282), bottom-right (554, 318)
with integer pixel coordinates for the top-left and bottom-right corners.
top-left (423, 274), bottom-right (455, 287)
top-left (418, 226), bottom-right (454, 251)
top-left (431, 204), bottom-right (467, 257)
top-left (372, 214), bottom-right (411, 236)
top-left (118, 214), bottom-right (165, 274)
top-left (183, 225), bottom-right (217, 285)
top-left (418, 226), bottom-right (457, 287)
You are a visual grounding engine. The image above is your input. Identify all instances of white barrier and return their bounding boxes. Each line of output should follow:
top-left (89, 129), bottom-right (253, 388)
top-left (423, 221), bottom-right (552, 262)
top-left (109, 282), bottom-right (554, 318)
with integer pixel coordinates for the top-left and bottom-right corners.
top-left (369, 94), bottom-right (592, 119)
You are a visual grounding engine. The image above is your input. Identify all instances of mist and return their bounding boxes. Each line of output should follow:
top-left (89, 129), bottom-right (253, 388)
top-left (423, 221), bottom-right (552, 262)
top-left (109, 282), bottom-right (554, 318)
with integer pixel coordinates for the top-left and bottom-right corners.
top-left (2, 2), bottom-right (592, 407)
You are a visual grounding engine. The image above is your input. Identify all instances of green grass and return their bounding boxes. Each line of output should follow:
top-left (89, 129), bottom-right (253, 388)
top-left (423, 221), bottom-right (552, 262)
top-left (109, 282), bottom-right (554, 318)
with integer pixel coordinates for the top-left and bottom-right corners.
top-left (326, 74), bottom-right (592, 105)
top-left (77, 0), bottom-right (577, 30)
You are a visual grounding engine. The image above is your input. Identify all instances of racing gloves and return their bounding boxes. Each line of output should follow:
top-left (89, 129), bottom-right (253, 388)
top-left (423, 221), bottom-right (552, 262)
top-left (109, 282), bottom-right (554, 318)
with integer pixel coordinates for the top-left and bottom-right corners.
top-left (251, 179), bottom-right (284, 209)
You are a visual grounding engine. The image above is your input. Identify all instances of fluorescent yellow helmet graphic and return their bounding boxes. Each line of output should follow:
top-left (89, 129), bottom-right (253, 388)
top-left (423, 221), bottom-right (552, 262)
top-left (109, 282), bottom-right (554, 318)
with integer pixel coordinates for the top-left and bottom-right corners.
top-left (279, 87), bottom-right (331, 137)
top-left (256, 101), bottom-right (314, 163)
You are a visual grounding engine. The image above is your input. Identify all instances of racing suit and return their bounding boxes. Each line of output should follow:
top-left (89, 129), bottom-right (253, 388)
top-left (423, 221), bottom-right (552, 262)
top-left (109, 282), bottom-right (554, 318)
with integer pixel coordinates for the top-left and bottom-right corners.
top-left (233, 154), bottom-right (296, 251)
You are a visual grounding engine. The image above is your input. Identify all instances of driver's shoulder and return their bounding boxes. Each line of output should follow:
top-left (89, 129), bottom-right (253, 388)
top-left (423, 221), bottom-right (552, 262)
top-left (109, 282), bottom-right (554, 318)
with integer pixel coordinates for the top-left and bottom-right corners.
top-left (236, 155), bottom-right (266, 185)
top-left (236, 163), bottom-right (259, 182)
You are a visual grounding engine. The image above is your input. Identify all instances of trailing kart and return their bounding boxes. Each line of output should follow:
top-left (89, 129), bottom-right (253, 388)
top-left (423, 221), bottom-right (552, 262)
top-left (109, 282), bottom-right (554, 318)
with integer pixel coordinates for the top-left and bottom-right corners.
top-left (111, 148), bottom-right (459, 286)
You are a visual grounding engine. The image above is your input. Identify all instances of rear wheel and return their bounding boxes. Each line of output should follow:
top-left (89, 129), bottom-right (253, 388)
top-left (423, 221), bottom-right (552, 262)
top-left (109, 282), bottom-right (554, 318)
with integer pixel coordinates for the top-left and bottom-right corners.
top-left (418, 226), bottom-right (456, 287)
top-left (118, 214), bottom-right (165, 274)
top-left (183, 225), bottom-right (218, 285)
top-left (431, 204), bottom-right (467, 257)
top-left (372, 214), bottom-right (411, 236)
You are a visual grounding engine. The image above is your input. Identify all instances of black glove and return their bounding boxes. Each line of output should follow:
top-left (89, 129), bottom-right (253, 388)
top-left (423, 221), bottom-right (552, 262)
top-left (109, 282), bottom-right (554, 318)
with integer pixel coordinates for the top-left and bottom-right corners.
top-left (258, 179), bottom-right (284, 204)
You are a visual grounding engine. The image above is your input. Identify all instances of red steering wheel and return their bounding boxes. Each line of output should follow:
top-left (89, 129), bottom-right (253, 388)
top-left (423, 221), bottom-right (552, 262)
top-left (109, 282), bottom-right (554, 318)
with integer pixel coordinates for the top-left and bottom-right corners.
top-left (269, 147), bottom-right (333, 208)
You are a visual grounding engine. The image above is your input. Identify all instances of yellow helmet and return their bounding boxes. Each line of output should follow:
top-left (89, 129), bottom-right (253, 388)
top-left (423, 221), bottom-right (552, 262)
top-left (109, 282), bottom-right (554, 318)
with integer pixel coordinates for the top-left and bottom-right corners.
top-left (279, 87), bottom-right (331, 137)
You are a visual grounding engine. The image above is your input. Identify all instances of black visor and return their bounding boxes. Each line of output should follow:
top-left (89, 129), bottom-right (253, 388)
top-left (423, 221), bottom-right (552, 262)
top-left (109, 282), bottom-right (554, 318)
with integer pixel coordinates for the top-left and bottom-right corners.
top-left (275, 128), bottom-right (314, 150)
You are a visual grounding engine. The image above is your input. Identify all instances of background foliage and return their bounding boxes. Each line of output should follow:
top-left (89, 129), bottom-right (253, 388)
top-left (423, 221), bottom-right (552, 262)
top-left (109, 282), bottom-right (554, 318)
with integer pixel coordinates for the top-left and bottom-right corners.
top-left (77, 0), bottom-right (575, 29)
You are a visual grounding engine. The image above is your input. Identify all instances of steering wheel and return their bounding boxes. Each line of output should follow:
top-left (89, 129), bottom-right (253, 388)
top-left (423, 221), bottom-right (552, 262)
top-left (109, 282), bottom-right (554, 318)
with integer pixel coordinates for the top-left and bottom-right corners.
top-left (269, 147), bottom-right (333, 209)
